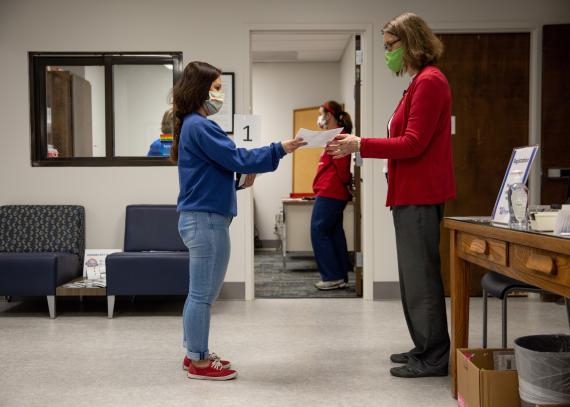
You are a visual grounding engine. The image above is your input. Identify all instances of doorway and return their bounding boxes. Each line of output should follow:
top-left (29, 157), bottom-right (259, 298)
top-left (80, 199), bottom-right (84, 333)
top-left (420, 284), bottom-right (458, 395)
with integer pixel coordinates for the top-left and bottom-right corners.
top-left (248, 29), bottom-right (366, 299)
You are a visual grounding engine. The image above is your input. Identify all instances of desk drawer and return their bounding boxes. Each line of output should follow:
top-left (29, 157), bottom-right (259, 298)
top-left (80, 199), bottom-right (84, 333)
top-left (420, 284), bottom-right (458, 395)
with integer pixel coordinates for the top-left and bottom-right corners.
top-left (511, 244), bottom-right (570, 285)
top-left (457, 232), bottom-right (508, 266)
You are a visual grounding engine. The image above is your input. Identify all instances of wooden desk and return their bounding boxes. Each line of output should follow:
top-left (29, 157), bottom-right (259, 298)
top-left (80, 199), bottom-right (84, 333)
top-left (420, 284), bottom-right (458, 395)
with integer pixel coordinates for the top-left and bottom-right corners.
top-left (444, 218), bottom-right (570, 398)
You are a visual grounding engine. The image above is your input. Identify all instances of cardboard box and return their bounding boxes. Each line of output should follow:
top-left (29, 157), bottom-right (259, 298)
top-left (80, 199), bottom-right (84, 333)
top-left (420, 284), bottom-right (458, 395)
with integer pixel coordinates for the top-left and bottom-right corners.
top-left (457, 348), bottom-right (521, 407)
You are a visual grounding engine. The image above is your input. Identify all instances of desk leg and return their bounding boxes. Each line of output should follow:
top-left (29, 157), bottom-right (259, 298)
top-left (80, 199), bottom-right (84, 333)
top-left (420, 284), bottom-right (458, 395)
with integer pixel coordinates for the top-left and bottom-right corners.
top-left (450, 229), bottom-right (469, 398)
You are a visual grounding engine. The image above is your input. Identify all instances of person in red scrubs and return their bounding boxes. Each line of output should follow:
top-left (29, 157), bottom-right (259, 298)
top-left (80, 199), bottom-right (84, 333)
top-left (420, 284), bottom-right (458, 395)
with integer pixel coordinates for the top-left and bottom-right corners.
top-left (311, 101), bottom-right (353, 290)
top-left (327, 13), bottom-right (456, 378)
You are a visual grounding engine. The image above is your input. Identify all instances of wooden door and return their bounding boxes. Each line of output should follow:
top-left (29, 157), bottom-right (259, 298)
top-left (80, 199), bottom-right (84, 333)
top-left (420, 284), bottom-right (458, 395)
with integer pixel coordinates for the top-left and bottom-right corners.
top-left (541, 24), bottom-right (570, 205)
top-left (46, 71), bottom-right (74, 157)
top-left (437, 33), bottom-right (531, 296)
top-left (292, 107), bottom-right (324, 195)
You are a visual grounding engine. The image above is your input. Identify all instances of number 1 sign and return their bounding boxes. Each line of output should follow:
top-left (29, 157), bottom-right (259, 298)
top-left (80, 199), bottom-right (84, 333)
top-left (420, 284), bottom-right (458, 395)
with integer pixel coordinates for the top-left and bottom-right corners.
top-left (234, 114), bottom-right (261, 148)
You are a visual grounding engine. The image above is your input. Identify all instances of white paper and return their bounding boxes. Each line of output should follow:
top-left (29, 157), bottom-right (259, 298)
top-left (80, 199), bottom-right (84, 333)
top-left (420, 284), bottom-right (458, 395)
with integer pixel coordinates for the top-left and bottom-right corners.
top-left (295, 127), bottom-right (344, 148)
top-left (237, 173), bottom-right (247, 188)
top-left (491, 145), bottom-right (539, 224)
top-left (83, 249), bottom-right (122, 280)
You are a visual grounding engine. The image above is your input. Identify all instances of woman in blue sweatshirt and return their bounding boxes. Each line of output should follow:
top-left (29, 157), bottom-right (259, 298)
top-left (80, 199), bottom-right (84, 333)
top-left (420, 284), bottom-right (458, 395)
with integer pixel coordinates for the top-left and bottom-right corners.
top-left (171, 61), bottom-right (305, 381)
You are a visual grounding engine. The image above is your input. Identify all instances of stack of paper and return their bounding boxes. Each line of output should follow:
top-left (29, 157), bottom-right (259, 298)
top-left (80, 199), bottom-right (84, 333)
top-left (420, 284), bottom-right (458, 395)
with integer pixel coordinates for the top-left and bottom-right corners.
top-left (295, 127), bottom-right (344, 148)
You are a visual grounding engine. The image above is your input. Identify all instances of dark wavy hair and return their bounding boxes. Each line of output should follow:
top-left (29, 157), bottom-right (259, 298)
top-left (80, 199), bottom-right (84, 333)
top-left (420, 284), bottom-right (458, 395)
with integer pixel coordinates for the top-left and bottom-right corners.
top-left (323, 100), bottom-right (353, 134)
top-left (171, 61), bottom-right (222, 163)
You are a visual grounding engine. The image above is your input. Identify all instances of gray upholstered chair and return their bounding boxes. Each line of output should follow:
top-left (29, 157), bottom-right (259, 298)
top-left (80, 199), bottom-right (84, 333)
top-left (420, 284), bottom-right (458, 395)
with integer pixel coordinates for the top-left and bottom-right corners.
top-left (0, 205), bottom-right (85, 318)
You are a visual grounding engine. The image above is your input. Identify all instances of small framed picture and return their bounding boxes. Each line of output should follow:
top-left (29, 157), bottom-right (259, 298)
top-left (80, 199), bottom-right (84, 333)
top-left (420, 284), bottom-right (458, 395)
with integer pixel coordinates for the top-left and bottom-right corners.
top-left (209, 72), bottom-right (235, 134)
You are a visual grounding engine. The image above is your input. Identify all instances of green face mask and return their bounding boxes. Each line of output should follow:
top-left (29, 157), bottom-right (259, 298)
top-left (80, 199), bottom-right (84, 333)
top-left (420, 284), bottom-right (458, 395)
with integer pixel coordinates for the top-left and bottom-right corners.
top-left (385, 47), bottom-right (404, 73)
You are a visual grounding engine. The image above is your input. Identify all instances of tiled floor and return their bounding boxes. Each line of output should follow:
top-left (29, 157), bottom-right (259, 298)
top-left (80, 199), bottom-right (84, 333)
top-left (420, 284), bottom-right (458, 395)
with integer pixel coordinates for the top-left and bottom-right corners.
top-left (0, 295), bottom-right (568, 407)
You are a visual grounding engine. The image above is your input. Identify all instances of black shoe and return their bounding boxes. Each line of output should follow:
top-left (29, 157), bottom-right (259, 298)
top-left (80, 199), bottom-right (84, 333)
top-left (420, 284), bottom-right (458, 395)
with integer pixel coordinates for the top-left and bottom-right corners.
top-left (389, 365), bottom-right (448, 378)
top-left (390, 353), bottom-right (409, 364)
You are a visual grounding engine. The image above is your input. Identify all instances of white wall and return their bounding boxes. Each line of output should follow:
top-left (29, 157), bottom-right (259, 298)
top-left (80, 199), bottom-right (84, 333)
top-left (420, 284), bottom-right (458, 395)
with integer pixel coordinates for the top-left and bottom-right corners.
top-left (113, 65), bottom-right (172, 157)
top-left (339, 36), bottom-right (356, 126)
top-left (84, 66), bottom-right (106, 157)
top-left (251, 62), bottom-right (341, 241)
top-left (1, 0), bottom-right (569, 290)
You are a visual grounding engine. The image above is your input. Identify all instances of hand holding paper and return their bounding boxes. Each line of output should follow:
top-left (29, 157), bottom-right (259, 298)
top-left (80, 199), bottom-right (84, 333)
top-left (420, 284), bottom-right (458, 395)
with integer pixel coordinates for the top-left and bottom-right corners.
top-left (326, 133), bottom-right (360, 158)
top-left (282, 136), bottom-right (307, 153)
top-left (295, 127), bottom-right (344, 148)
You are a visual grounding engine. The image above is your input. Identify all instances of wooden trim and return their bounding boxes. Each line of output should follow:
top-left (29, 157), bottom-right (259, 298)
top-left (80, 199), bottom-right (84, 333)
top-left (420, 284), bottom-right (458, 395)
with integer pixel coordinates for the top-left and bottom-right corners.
top-left (354, 33), bottom-right (363, 297)
top-left (56, 278), bottom-right (106, 297)
top-left (444, 219), bottom-right (570, 255)
top-left (31, 157), bottom-right (176, 167)
top-left (458, 249), bottom-right (570, 297)
top-left (293, 106), bottom-right (322, 113)
top-left (449, 229), bottom-right (470, 397)
top-left (104, 55), bottom-right (114, 158)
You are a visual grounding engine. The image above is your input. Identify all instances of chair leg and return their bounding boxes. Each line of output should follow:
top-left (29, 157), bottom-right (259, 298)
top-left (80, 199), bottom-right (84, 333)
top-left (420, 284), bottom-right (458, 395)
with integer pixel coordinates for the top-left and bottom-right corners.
top-left (502, 294), bottom-right (509, 348)
top-left (107, 295), bottom-right (115, 319)
top-left (47, 296), bottom-right (56, 319)
top-left (482, 289), bottom-right (488, 348)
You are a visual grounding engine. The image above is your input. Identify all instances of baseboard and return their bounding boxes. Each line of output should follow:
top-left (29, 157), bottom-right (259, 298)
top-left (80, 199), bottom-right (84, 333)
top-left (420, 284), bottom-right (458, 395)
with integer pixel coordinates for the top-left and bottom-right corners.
top-left (218, 282), bottom-right (245, 300)
top-left (373, 282), bottom-right (401, 300)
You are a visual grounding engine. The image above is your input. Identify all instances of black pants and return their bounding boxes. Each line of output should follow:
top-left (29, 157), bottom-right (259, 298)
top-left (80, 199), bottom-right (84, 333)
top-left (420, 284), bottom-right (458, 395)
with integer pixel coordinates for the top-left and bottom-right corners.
top-left (392, 204), bottom-right (450, 372)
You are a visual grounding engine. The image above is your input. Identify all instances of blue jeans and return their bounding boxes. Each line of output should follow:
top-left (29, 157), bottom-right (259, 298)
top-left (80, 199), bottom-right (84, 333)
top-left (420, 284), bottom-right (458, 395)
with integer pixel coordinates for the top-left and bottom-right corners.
top-left (178, 211), bottom-right (232, 361)
top-left (310, 196), bottom-right (350, 282)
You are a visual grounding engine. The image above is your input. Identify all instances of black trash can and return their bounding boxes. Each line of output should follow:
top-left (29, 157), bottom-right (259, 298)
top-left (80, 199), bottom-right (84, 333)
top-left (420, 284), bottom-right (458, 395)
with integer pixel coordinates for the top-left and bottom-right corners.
top-left (514, 334), bottom-right (570, 405)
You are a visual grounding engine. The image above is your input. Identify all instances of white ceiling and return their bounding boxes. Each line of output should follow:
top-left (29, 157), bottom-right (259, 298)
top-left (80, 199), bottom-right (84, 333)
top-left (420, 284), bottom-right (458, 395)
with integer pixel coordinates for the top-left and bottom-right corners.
top-left (251, 32), bottom-right (353, 63)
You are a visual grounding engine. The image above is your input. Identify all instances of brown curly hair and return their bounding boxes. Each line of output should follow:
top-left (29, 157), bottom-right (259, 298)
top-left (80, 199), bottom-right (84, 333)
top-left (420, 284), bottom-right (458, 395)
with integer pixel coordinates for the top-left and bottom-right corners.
top-left (170, 61), bottom-right (222, 163)
top-left (382, 12), bottom-right (444, 76)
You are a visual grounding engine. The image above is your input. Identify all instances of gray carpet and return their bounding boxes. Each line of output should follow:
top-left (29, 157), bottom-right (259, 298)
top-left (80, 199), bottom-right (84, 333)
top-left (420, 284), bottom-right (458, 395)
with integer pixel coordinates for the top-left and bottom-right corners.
top-left (254, 251), bottom-right (357, 298)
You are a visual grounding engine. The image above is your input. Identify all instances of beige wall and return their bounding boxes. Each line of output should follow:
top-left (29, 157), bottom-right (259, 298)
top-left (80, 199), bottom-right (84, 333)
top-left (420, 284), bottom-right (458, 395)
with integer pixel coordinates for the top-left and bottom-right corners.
top-left (1, 0), bottom-right (569, 290)
top-left (340, 36), bottom-right (356, 128)
top-left (252, 62), bottom-right (341, 241)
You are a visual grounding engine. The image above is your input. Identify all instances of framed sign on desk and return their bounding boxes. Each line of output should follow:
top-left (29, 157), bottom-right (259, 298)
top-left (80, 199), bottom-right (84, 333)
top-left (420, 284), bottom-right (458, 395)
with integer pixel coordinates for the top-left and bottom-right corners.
top-left (491, 145), bottom-right (539, 224)
top-left (209, 72), bottom-right (235, 134)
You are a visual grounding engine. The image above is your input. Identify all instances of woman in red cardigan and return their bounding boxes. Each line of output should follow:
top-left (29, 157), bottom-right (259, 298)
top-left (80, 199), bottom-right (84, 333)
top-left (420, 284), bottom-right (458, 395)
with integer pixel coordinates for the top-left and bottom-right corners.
top-left (328, 13), bottom-right (456, 378)
top-left (312, 101), bottom-right (352, 290)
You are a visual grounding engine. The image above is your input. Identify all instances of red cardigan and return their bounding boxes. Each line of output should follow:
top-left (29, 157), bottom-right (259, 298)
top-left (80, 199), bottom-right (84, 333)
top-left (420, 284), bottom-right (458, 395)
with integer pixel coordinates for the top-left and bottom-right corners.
top-left (313, 149), bottom-right (351, 201)
top-left (360, 65), bottom-right (456, 207)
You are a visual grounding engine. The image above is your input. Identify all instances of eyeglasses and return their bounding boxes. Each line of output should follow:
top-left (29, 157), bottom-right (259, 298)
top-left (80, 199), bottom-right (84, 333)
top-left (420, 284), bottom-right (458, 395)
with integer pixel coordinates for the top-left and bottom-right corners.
top-left (384, 39), bottom-right (401, 51)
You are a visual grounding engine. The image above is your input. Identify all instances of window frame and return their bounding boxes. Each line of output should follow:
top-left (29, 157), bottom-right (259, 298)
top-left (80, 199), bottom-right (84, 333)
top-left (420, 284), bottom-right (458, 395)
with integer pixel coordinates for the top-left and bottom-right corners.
top-left (29, 52), bottom-right (183, 167)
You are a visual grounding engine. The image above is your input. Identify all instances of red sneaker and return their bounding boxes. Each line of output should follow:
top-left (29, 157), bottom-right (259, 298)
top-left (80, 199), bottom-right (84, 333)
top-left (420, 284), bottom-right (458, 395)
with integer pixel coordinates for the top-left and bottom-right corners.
top-left (183, 353), bottom-right (231, 371)
top-left (187, 360), bottom-right (238, 381)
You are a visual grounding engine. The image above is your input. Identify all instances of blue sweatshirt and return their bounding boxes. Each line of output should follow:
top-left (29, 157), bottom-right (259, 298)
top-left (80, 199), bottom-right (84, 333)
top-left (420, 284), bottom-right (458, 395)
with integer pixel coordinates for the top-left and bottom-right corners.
top-left (177, 112), bottom-right (286, 217)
